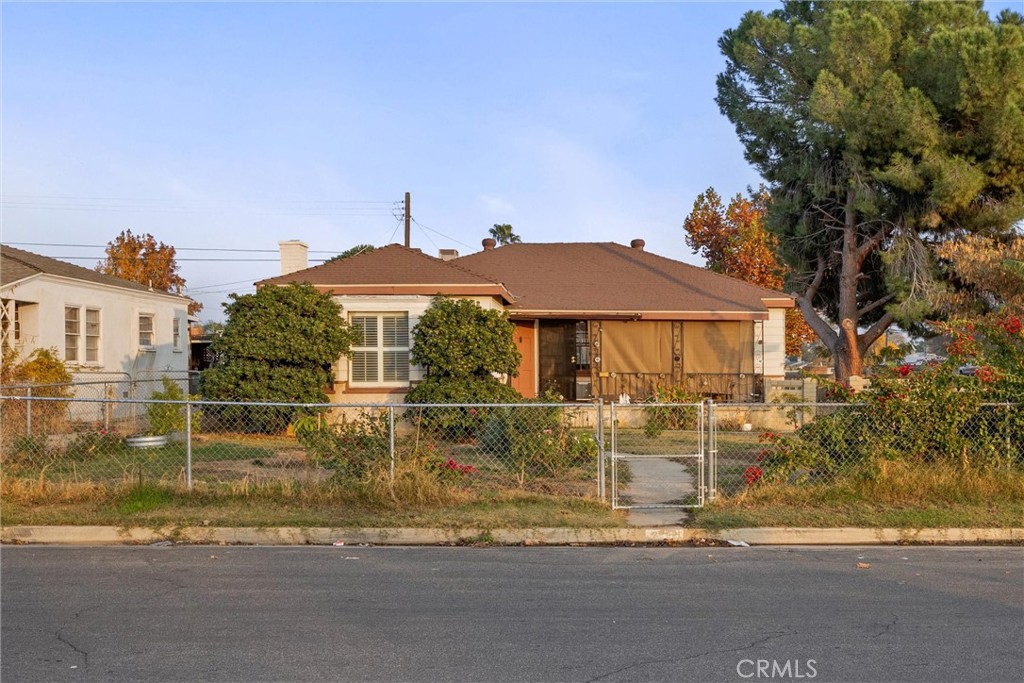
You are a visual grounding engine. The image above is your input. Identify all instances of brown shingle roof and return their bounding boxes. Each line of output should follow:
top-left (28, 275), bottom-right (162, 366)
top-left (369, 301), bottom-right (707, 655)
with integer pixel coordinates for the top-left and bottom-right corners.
top-left (453, 242), bottom-right (791, 317)
top-left (1, 245), bottom-right (189, 300)
top-left (257, 244), bottom-right (514, 300)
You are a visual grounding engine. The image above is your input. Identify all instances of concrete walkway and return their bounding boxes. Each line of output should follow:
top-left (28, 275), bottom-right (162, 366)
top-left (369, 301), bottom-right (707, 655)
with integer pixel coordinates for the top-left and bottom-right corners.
top-left (616, 455), bottom-right (696, 527)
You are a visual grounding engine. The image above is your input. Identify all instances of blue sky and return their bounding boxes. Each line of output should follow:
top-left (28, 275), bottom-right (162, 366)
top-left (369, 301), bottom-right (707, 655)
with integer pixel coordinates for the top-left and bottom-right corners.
top-left (2, 1), bottom-right (1016, 319)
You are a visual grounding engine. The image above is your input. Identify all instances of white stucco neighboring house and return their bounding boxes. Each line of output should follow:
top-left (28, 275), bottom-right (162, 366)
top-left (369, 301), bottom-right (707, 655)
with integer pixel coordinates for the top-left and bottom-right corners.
top-left (1, 245), bottom-right (191, 393)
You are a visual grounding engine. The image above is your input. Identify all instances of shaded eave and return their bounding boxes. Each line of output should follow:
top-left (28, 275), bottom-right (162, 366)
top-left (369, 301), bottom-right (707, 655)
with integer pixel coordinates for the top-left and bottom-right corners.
top-left (507, 297), bottom-right (794, 321)
top-left (510, 310), bottom-right (772, 322)
top-left (295, 282), bottom-right (517, 304)
top-left (1, 271), bottom-right (192, 305)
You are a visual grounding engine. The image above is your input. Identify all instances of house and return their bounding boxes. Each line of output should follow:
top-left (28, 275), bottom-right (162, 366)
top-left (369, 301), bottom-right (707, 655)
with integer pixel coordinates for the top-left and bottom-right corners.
top-left (257, 238), bottom-right (792, 403)
top-left (0, 245), bottom-right (191, 392)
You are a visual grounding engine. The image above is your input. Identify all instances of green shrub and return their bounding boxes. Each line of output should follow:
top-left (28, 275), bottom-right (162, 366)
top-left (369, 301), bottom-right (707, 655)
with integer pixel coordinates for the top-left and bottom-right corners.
top-left (756, 317), bottom-right (1024, 484)
top-left (201, 283), bottom-right (358, 433)
top-left (1, 346), bottom-right (73, 450)
top-left (409, 297), bottom-right (520, 378)
top-left (478, 392), bottom-right (596, 484)
top-left (294, 410), bottom-right (389, 478)
top-left (146, 377), bottom-right (201, 435)
top-left (65, 428), bottom-right (126, 460)
top-left (405, 376), bottom-right (522, 439)
top-left (404, 296), bottom-right (524, 438)
top-left (643, 385), bottom-right (701, 438)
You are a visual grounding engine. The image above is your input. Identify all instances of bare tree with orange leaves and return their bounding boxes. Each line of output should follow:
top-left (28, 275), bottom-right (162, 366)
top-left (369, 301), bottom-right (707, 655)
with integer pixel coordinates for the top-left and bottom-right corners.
top-left (96, 230), bottom-right (202, 314)
top-left (684, 187), bottom-right (814, 356)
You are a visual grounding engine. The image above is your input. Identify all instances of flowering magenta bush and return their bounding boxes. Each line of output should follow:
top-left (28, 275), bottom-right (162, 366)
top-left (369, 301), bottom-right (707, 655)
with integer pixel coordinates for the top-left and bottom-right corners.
top-left (743, 466), bottom-right (763, 486)
top-left (428, 456), bottom-right (477, 483)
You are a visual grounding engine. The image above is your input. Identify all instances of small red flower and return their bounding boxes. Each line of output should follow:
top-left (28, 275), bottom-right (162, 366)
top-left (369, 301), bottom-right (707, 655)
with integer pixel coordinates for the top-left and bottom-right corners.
top-left (744, 466), bottom-right (763, 486)
top-left (468, 408), bottom-right (478, 416)
top-left (896, 364), bottom-right (912, 377)
top-left (1002, 317), bottom-right (1022, 335)
top-left (976, 366), bottom-right (996, 383)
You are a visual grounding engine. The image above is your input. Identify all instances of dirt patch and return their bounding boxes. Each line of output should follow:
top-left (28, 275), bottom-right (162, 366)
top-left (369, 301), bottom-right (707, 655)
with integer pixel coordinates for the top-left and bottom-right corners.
top-left (192, 449), bottom-right (332, 484)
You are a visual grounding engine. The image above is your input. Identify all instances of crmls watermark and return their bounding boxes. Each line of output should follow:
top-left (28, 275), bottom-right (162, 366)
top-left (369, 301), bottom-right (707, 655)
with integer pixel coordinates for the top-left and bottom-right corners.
top-left (736, 659), bottom-right (818, 679)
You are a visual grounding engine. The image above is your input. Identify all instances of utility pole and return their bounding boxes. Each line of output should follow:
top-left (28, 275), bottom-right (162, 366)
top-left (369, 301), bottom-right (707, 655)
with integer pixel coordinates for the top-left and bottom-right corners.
top-left (404, 192), bottom-right (411, 248)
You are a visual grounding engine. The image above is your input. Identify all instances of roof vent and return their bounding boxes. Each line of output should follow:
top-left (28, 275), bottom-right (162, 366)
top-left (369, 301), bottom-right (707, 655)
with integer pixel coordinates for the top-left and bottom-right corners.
top-left (482, 238), bottom-right (497, 251)
top-left (630, 238), bottom-right (646, 251)
top-left (438, 248), bottom-right (459, 261)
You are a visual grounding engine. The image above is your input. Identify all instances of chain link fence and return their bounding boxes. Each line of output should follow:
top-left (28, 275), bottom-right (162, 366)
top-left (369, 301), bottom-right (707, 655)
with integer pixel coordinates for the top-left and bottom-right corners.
top-left (0, 396), bottom-right (605, 498)
top-left (708, 401), bottom-right (1023, 499)
top-left (2, 390), bottom-right (1020, 507)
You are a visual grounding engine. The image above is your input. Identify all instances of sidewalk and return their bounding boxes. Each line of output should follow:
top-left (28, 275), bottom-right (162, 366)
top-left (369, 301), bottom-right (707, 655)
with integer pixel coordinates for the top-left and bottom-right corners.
top-left (4, 525), bottom-right (1021, 546)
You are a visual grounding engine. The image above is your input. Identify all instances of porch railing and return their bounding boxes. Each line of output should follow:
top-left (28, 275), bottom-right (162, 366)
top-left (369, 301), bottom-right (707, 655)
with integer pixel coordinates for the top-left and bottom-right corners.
top-left (593, 372), bottom-right (761, 403)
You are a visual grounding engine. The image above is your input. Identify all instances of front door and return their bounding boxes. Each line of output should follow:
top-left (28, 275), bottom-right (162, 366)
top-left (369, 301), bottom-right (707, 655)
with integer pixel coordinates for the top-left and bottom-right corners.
top-left (538, 320), bottom-right (575, 400)
top-left (510, 321), bottom-right (537, 398)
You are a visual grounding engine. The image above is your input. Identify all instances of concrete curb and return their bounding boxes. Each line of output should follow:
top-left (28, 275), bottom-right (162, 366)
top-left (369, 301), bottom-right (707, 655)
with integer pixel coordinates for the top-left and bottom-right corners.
top-left (3, 526), bottom-right (1022, 546)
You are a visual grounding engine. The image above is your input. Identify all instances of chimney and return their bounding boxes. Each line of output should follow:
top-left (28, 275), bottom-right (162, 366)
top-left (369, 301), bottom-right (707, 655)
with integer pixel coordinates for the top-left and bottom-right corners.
top-left (279, 240), bottom-right (308, 275)
top-left (438, 248), bottom-right (459, 261)
top-left (482, 238), bottom-right (497, 251)
top-left (630, 238), bottom-right (646, 251)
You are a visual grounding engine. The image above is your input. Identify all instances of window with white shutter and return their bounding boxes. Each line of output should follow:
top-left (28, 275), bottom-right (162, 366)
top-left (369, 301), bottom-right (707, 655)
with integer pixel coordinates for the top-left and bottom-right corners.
top-left (350, 313), bottom-right (410, 386)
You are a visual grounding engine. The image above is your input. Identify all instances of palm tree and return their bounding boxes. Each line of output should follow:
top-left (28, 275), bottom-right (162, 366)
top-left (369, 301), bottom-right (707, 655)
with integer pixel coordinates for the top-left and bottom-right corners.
top-left (488, 224), bottom-right (521, 246)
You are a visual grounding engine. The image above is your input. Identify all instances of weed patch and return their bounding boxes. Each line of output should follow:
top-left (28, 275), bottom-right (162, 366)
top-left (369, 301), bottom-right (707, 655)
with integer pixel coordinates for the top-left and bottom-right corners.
top-left (118, 484), bottom-right (174, 514)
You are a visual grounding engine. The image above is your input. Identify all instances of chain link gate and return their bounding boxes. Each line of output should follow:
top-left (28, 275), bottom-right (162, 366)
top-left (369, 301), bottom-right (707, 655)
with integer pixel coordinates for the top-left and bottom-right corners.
top-left (608, 401), bottom-right (708, 510)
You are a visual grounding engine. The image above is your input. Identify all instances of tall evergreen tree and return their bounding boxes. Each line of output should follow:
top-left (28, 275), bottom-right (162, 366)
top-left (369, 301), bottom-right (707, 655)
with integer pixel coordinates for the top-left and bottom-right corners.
top-left (717, 0), bottom-right (1024, 382)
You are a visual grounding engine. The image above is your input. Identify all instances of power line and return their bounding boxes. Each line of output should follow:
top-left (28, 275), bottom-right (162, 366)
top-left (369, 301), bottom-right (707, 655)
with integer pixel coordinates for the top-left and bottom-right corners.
top-left (387, 216), bottom-right (403, 245)
top-left (4, 241), bottom-right (369, 255)
top-left (187, 277), bottom-right (268, 291)
top-left (44, 256), bottom-right (282, 262)
top-left (1, 204), bottom-right (398, 217)
top-left (3, 193), bottom-right (397, 204)
top-left (411, 217), bottom-right (473, 249)
top-left (1, 195), bottom-right (405, 219)
top-left (416, 222), bottom-right (440, 251)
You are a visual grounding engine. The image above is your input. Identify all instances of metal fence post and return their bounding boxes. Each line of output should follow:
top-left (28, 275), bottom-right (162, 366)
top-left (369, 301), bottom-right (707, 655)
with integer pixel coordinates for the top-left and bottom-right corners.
top-left (185, 401), bottom-right (193, 490)
top-left (130, 381), bottom-right (137, 435)
top-left (26, 386), bottom-right (32, 436)
top-left (707, 399), bottom-right (717, 501)
top-left (609, 401), bottom-right (617, 507)
top-left (1005, 403), bottom-right (1013, 465)
top-left (103, 382), bottom-right (111, 432)
top-left (388, 405), bottom-right (396, 484)
top-left (596, 399), bottom-right (605, 501)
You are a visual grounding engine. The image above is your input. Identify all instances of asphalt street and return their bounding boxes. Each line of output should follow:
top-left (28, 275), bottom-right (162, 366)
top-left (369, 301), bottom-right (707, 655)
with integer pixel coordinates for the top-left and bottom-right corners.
top-left (2, 545), bottom-right (1022, 682)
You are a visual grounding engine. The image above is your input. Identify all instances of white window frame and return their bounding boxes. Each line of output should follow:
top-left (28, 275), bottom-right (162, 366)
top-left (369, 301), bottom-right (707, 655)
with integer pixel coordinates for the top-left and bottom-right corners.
top-left (64, 306), bottom-right (80, 362)
top-left (2, 299), bottom-right (20, 348)
top-left (85, 308), bottom-right (101, 363)
top-left (139, 313), bottom-right (155, 350)
top-left (349, 312), bottom-right (411, 387)
top-left (173, 316), bottom-right (183, 352)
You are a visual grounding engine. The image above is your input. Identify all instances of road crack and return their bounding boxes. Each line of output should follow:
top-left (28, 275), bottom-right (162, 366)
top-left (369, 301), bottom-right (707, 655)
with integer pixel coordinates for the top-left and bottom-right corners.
top-left (55, 615), bottom-right (89, 670)
top-left (872, 615), bottom-right (899, 638)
